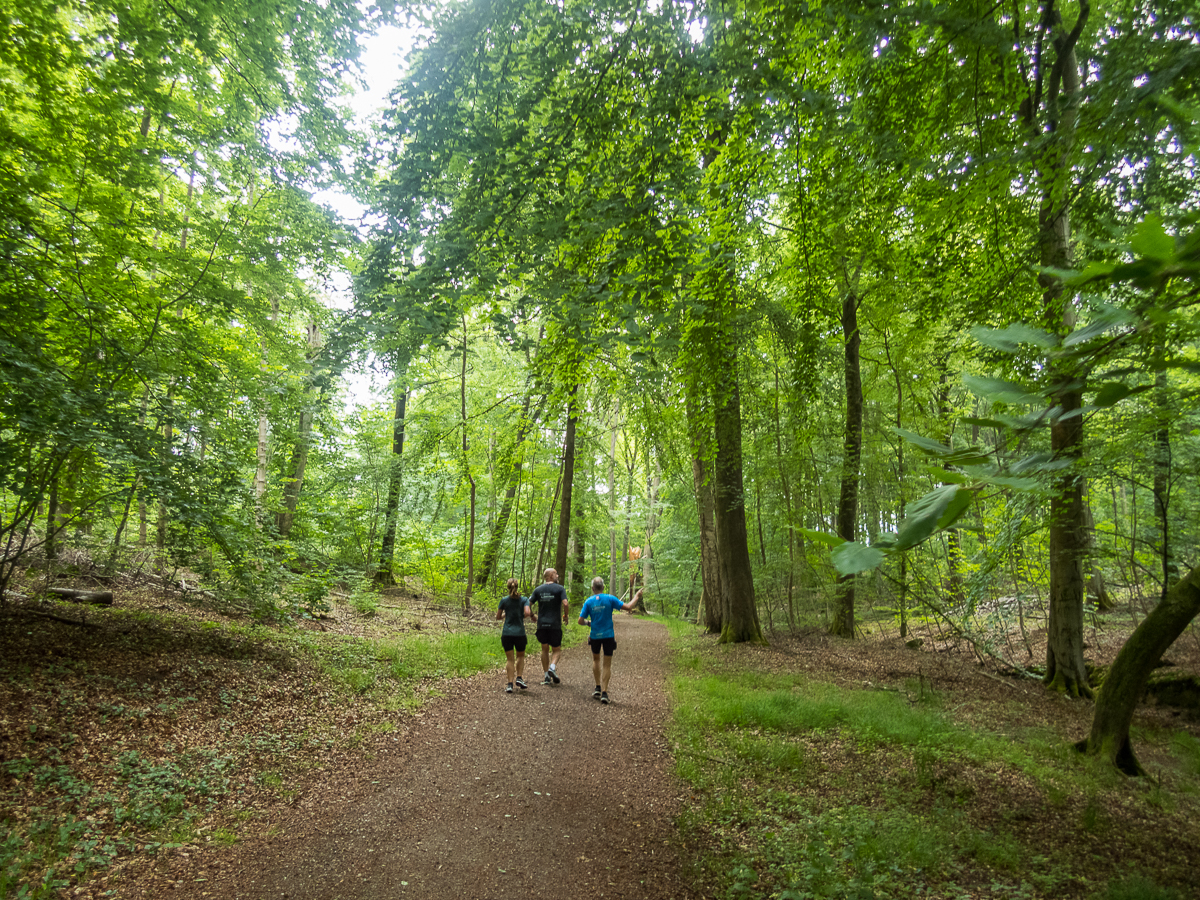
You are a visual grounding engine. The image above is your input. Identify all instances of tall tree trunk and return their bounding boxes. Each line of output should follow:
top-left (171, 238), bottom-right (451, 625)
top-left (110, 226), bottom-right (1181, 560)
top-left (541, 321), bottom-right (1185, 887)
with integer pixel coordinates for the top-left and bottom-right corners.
top-left (1153, 368), bottom-right (1175, 601)
top-left (1035, 2), bottom-right (1092, 698)
top-left (688, 380), bottom-right (723, 634)
top-left (535, 468), bottom-right (563, 583)
top-left (157, 385), bottom-right (173, 562)
top-left (713, 336), bottom-right (763, 645)
top-left (105, 479), bottom-right (139, 575)
top-left (573, 520), bottom-right (586, 602)
top-left (772, 358), bottom-right (797, 631)
top-left (374, 380), bottom-right (408, 585)
top-left (607, 404), bottom-right (619, 590)
top-left (881, 330), bottom-right (909, 637)
top-left (644, 452), bottom-right (661, 599)
top-left (1083, 495), bottom-right (1113, 611)
top-left (253, 293), bottom-right (279, 531)
top-left (461, 321), bottom-right (476, 612)
top-left (1079, 561), bottom-right (1200, 775)
top-left (45, 475), bottom-right (59, 562)
top-left (938, 365), bottom-right (968, 607)
top-left (554, 385), bottom-right (579, 576)
top-left (830, 288), bottom-right (862, 638)
top-left (476, 394), bottom-right (544, 588)
top-left (276, 322), bottom-right (321, 539)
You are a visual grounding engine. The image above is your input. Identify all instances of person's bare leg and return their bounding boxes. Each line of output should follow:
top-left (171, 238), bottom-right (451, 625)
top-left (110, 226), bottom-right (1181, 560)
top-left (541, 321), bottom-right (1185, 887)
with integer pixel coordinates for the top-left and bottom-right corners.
top-left (550, 645), bottom-right (562, 669)
top-left (516, 651), bottom-right (526, 679)
top-left (505, 649), bottom-right (516, 685)
top-left (601, 655), bottom-right (614, 692)
top-left (541, 643), bottom-right (551, 673)
top-left (592, 653), bottom-right (602, 690)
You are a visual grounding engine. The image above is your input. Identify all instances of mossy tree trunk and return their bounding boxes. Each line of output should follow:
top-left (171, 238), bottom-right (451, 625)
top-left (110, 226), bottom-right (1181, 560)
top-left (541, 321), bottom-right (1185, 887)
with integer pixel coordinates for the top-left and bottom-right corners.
top-left (1080, 563), bottom-right (1200, 775)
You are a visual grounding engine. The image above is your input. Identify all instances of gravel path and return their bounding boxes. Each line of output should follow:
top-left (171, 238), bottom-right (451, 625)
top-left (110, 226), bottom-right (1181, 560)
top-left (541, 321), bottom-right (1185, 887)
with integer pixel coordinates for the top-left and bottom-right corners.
top-left (132, 614), bottom-right (694, 900)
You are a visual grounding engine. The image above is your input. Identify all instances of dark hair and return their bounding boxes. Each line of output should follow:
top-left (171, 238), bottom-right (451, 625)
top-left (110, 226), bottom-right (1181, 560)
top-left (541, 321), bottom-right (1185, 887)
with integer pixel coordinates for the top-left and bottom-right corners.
top-left (506, 578), bottom-right (520, 598)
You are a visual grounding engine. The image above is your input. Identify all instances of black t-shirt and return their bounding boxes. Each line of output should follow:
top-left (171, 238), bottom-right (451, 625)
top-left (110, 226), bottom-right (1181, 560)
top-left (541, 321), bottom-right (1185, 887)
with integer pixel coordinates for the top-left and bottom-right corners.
top-left (529, 582), bottom-right (567, 627)
top-left (498, 594), bottom-right (529, 636)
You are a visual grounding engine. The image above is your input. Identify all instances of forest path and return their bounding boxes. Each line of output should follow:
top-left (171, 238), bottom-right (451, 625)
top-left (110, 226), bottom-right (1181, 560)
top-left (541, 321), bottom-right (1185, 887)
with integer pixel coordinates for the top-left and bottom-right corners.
top-left (132, 614), bottom-right (694, 900)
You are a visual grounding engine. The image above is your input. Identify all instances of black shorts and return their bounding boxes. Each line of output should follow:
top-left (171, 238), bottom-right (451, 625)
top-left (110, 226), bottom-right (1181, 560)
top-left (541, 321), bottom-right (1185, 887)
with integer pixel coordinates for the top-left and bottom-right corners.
top-left (535, 625), bottom-right (563, 647)
top-left (501, 635), bottom-right (528, 653)
top-left (588, 637), bottom-right (617, 657)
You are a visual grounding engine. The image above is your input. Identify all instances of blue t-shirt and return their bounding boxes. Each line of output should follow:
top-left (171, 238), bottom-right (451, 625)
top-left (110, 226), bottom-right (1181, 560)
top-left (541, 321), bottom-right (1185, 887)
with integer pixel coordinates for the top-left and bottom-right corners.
top-left (580, 593), bottom-right (625, 640)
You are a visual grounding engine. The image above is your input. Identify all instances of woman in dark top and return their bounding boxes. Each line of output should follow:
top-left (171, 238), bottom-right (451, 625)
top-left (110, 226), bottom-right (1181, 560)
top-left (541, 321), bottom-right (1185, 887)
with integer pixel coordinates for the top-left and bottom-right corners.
top-left (495, 577), bottom-right (532, 693)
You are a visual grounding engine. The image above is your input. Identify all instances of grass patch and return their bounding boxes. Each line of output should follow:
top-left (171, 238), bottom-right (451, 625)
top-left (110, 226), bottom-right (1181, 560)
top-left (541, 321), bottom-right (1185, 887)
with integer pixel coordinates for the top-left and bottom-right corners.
top-left (666, 626), bottom-right (1199, 900)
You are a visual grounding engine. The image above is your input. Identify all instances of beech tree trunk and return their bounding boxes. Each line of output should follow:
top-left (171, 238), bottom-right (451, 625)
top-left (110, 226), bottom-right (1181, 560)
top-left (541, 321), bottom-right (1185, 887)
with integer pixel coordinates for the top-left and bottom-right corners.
top-left (476, 394), bottom-right (544, 589)
top-left (374, 383), bottom-right (408, 585)
top-left (937, 365), bottom-right (967, 606)
top-left (1035, 4), bottom-right (1092, 698)
top-left (1153, 369), bottom-right (1175, 601)
top-left (687, 379), bottom-right (723, 634)
top-left (534, 468), bottom-right (562, 584)
top-left (772, 359), bottom-right (797, 631)
top-left (608, 405), bottom-right (619, 589)
top-left (713, 338), bottom-right (763, 645)
top-left (1080, 562), bottom-right (1200, 775)
top-left (830, 289), bottom-right (862, 638)
top-left (276, 322), bottom-right (321, 539)
top-left (461, 322), bottom-right (476, 612)
top-left (554, 385), bottom-right (579, 577)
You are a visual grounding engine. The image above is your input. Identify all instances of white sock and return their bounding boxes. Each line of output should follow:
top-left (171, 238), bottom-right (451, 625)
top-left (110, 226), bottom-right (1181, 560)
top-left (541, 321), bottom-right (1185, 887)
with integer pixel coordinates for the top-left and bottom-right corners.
top-left (549, 663), bottom-right (556, 671)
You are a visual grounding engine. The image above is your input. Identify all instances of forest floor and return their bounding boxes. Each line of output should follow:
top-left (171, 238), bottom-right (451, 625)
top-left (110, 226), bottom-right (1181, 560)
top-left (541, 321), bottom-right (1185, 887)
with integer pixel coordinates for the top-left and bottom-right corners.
top-left (3, 568), bottom-right (1200, 899)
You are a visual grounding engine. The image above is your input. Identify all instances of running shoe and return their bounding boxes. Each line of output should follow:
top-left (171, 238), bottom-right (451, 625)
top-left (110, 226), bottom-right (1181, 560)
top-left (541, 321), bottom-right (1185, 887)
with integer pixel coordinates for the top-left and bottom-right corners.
top-left (543, 671), bottom-right (553, 685)
top-left (505, 683), bottom-right (514, 693)
top-left (600, 691), bottom-right (609, 705)
top-left (593, 685), bottom-right (602, 699)
top-left (515, 676), bottom-right (528, 690)
top-left (549, 668), bottom-right (561, 684)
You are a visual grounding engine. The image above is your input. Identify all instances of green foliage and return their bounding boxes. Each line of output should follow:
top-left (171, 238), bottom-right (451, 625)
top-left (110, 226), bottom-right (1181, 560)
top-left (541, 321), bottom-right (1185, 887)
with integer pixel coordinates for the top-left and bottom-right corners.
top-left (0, 749), bottom-right (230, 894)
top-left (666, 622), bottom-right (1200, 900)
top-left (1100, 876), bottom-right (1184, 900)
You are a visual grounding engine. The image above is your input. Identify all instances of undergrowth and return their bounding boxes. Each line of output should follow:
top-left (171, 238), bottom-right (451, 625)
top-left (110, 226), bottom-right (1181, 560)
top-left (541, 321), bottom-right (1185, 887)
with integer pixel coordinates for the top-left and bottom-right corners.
top-left (665, 623), bottom-right (1197, 900)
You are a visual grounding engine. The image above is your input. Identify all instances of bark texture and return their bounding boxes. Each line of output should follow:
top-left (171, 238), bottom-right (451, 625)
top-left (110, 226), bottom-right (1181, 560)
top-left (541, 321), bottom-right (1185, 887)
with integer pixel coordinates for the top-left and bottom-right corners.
top-left (553, 385), bottom-right (579, 578)
top-left (374, 386), bottom-right (408, 586)
top-left (713, 356), bottom-right (763, 645)
top-left (475, 395), bottom-right (542, 590)
top-left (1080, 563), bottom-right (1200, 774)
top-left (1037, 4), bottom-right (1092, 698)
top-left (276, 322), bottom-right (321, 539)
top-left (830, 290), bottom-right (862, 639)
top-left (687, 381), bottom-right (723, 635)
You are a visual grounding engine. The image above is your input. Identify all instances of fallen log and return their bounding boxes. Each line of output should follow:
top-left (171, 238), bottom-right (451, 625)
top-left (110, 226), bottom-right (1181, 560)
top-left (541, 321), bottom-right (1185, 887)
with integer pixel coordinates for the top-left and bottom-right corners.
top-left (46, 587), bottom-right (114, 606)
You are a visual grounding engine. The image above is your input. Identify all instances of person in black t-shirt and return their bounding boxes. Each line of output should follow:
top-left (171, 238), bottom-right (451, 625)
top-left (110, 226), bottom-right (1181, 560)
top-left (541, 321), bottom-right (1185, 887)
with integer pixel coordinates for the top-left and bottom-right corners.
top-left (528, 567), bottom-right (569, 685)
top-left (496, 578), bottom-right (533, 693)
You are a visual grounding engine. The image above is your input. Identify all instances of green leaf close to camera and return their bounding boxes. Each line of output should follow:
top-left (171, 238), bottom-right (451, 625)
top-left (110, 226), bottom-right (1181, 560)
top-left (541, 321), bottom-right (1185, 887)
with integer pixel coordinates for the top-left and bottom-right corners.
top-left (800, 528), bottom-right (844, 548)
top-left (831, 541), bottom-right (887, 576)
top-left (1130, 214), bottom-right (1175, 263)
top-left (895, 485), bottom-right (971, 551)
top-left (971, 324), bottom-right (1057, 352)
top-left (963, 374), bottom-right (1043, 405)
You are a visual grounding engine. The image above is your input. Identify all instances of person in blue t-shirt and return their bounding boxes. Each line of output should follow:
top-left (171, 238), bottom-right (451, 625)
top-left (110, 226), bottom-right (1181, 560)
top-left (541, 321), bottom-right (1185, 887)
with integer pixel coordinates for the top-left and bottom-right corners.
top-left (495, 578), bottom-right (533, 693)
top-left (578, 576), bottom-right (639, 705)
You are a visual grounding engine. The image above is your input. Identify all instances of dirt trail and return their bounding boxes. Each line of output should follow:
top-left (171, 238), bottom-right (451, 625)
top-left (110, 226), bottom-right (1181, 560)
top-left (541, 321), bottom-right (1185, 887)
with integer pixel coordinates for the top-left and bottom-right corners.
top-left (125, 615), bottom-right (694, 900)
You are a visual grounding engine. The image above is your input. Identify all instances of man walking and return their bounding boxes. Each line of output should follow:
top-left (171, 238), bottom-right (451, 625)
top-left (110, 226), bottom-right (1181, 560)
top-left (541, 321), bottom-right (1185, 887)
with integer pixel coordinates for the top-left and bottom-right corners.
top-left (578, 576), bottom-right (639, 705)
top-left (529, 568), bottom-right (569, 685)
